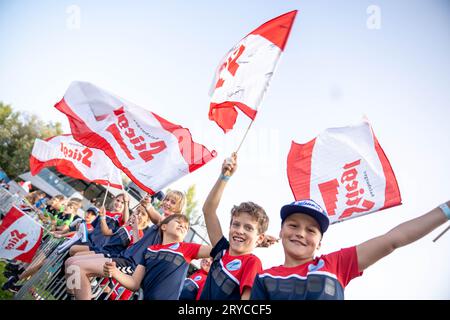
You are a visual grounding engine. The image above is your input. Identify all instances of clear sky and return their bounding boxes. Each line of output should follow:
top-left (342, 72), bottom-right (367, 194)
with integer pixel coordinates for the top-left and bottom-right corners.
top-left (1, 0), bottom-right (449, 299)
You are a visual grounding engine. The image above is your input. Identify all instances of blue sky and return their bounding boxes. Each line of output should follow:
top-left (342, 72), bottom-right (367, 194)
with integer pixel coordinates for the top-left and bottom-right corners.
top-left (1, 0), bottom-right (449, 299)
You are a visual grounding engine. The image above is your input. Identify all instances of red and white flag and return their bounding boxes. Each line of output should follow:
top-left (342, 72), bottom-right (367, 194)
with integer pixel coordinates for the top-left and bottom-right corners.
top-left (0, 206), bottom-right (43, 263)
top-left (287, 121), bottom-right (401, 224)
top-left (209, 10), bottom-right (297, 133)
top-left (55, 81), bottom-right (216, 194)
top-left (30, 135), bottom-right (123, 190)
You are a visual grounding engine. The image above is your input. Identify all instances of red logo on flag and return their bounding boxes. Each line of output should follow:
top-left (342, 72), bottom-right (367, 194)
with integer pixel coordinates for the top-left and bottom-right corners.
top-left (106, 107), bottom-right (167, 162)
top-left (318, 159), bottom-right (375, 219)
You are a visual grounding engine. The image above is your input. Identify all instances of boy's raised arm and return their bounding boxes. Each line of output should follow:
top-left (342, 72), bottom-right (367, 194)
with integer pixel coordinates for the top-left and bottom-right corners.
top-left (202, 153), bottom-right (237, 247)
top-left (356, 201), bottom-right (449, 272)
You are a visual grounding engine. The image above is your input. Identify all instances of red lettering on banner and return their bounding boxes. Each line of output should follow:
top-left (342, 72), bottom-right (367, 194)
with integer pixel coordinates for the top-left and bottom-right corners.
top-left (318, 179), bottom-right (339, 216)
top-left (5, 230), bottom-right (27, 250)
top-left (215, 44), bottom-right (246, 89)
top-left (318, 159), bottom-right (375, 220)
top-left (60, 142), bottom-right (93, 168)
top-left (106, 107), bottom-right (167, 162)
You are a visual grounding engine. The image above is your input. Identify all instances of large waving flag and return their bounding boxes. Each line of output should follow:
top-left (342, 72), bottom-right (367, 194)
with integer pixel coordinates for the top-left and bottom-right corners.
top-left (209, 10), bottom-right (297, 133)
top-left (55, 81), bottom-right (216, 194)
top-left (0, 206), bottom-right (43, 263)
top-left (30, 135), bottom-right (123, 189)
top-left (287, 121), bottom-right (401, 224)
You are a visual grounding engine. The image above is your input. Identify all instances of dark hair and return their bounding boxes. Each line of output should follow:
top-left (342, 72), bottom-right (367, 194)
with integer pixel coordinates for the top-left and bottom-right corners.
top-left (230, 202), bottom-right (269, 235)
top-left (159, 214), bottom-right (189, 239)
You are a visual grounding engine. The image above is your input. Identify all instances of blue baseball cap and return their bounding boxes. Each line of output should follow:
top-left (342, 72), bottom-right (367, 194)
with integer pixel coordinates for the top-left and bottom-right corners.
top-left (280, 199), bottom-right (330, 234)
top-left (86, 207), bottom-right (99, 215)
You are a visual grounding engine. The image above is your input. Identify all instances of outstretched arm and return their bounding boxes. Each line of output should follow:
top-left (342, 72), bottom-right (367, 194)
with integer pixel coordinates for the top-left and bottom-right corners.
top-left (202, 153), bottom-right (237, 247)
top-left (143, 202), bottom-right (163, 225)
top-left (357, 201), bottom-right (449, 272)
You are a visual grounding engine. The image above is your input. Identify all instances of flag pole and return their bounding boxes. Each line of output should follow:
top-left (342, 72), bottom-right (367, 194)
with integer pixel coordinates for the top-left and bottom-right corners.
top-left (235, 119), bottom-right (256, 154)
top-left (433, 224), bottom-right (450, 243)
top-left (101, 168), bottom-right (114, 208)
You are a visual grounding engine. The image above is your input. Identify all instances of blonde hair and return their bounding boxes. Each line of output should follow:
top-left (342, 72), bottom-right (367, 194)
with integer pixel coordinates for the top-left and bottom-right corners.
top-left (164, 190), bottom-right (186, 214)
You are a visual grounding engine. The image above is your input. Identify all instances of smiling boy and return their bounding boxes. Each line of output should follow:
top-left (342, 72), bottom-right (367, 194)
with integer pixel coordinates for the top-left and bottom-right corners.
top-left (200, 153), bottom-right (269, 300)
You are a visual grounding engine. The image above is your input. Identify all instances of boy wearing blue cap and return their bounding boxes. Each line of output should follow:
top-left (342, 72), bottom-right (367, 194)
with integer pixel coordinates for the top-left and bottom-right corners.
top-left (250, 199), bottom-right (450, 300)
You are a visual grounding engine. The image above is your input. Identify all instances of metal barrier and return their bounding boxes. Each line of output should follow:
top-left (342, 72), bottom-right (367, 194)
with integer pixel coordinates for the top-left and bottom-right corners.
top-left (3, 194), bottom-right (207, 301)
top-left (0, 188), bottom-right (23, 217)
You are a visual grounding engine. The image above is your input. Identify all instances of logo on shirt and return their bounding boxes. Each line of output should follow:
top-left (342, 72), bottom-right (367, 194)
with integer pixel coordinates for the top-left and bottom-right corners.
top-left (308, 259), bottom-right (325, 272)
top-left (169, 243), bottom-right (180, 250)
top-left (226, 259), bottom-right (242, 272)
top-left (194, 275), bottom-right (202, 282)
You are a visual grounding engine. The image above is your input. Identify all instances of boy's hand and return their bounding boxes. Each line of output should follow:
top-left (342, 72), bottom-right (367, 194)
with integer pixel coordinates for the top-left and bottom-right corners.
top-left (257, 234), bottom-right (280, 248)
top-left (222, 152), bottom-right (238, 177)
top-left (99, 206), bottom-right (106, 217)
top-left (103, 260), bottom-right (118, 278)
top-left (123, 192), bottom-right (130, 203)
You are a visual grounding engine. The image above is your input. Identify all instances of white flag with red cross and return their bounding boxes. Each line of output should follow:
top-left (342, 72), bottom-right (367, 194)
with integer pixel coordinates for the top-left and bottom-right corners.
top-left (0, 206), bottom-right (43, 263)
top-left (55, 81), bottom-right (216, 195)
top-left (209, 10), bottom-right (297, 133)
top-left (30, 135), bottom-right (123, 190)
top-left (287, 121), bottom-right (402, 224)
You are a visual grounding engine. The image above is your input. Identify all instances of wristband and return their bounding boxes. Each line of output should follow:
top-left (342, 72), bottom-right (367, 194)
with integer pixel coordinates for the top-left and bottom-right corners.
top-left (219, 174), bottom-right (230, 182)
top-left (99, 216), bottom-right (106, 220)
top-left (439, 203), bottom-right (450, 220)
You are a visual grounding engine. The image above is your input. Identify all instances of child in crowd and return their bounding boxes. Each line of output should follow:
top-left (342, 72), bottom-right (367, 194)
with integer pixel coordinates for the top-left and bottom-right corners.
top-left (102, 214), bottom-right (212, 300)
top-left (179, 257), bottom-right (212, 300)
top-left (52, 207), bottom-right (98, 239)
top-left (69, 193), bottom-right (130, 256)
top-left (51, 199), bottom-right (82, 232)
top-left (250, 199), bottom-right (450, 300)
top-left (38, 194), bottom-right (66, 224)
top-left (64, 206), bottom-right (151, 299)
top-left (107, 190), bottom-right (186, 275)
top-left (63, 190), bottom-right (186, 299)
top-left (200, 153), bottom-right (269, 300)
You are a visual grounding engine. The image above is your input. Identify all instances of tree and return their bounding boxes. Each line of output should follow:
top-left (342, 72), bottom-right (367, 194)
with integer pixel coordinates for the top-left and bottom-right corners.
top-left (0, 102), bottom-right (63, 179)
top-left (185, 184), bottom-right (201, 225)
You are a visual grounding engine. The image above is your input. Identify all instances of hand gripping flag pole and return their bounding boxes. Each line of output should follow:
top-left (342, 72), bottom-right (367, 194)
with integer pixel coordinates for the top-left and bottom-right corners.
top-left (101, 168), bottom-right (115, 209)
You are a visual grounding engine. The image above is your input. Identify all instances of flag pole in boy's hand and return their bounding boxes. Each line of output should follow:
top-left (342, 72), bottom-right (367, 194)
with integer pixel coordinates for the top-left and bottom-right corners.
top-left (235, 120), bottom-right (256, 154)
top-left (101, 168), bottom-right (114, 208)
top-left (433, 224), bottom-right (450, 242)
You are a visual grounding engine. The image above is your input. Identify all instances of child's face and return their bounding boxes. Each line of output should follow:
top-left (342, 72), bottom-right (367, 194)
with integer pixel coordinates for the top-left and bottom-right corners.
top-left (200, 258), bottom-right (212, 273)
top-left (65, 205), bottom-right (76, 214)
top-left (280, 213), bottom-right (322, 261)
top-left (85, 212), bottom-right (96, 223)
top-left (161, 195), bottom-right (179, 217)
top-left (228, 212), bottom-right (264, 255)
top-left (51, 199), bottom-right (62, 210)
top-left (162, 218), bottom-right (189, 241)
top-left (113, 196), bottom-right (125, 212)
top-left (136, 208), bottom-right (149, 229)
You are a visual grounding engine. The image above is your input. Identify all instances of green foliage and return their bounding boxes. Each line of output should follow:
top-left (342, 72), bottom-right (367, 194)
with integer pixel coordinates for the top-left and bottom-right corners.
top-left (185, 184), bottom-right (199, 224)
top-left (0, 102), bottom-right (62, 179)
top-left (164, 184), bottom-right (203, 226)
top-left (0, 262), bottom-right (14, 300)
